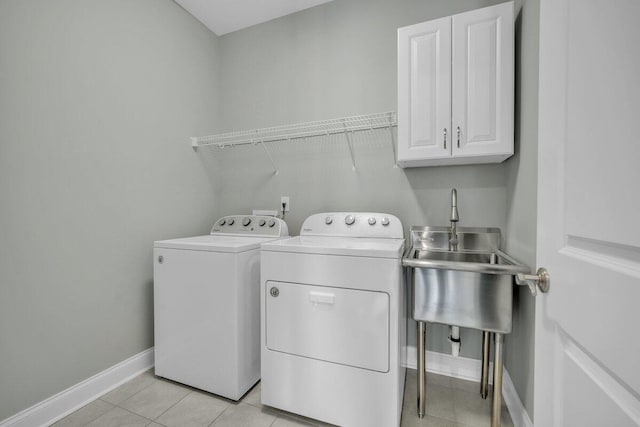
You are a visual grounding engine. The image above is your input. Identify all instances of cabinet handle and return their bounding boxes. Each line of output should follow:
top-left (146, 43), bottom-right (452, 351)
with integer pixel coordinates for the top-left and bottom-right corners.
top-left (457, 126), bottom-right (461, 148)
top-left (443, 128), bottom-right (447, 149)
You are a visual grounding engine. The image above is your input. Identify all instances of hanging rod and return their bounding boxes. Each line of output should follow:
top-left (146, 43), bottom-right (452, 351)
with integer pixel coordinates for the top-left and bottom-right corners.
top-left (190, 111), bottom-right (398, 173)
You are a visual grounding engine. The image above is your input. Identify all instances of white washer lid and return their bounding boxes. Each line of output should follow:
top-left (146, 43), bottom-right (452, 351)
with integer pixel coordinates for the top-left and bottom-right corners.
top-left (261, 235), bottom-right (405, 259)
top-left (154, 235), bottom-right (280, 253)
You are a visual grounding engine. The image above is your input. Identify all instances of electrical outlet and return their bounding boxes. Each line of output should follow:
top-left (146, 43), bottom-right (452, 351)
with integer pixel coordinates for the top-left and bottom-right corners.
top-left (281, 196), bottom-right (290, 212)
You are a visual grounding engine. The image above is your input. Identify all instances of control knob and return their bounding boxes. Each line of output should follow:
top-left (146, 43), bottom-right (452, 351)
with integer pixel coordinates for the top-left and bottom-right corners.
top-left (227, 218), bottom-right (235, 226)
top-left (258, 219), bottom-right (266, 227)
top-left (242, 217), bottom-right (252, 226)
top-left (345, 215), bottom-right (355, 226)
top-left (219, 219), bottom-right (226, 226)
top-left (381, 217), bottom-right (390, 226)
top-left (368, 217), bottom-right (376, 225)
top-left (325, 216), bottom-right (333, 225)
top-left (268, 219), bottom-right (276, 227)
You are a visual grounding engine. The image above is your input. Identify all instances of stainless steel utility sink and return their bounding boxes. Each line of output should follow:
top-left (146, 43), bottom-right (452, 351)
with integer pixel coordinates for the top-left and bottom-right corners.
top-left (402, 226), bottom-right (528, 334)
top-left (405, 191), bottom-right (537, 427)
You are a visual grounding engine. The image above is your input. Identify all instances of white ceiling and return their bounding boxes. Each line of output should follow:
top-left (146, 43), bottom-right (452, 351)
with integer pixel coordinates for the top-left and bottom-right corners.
top-left (175, 0), bottom-right (335, 36)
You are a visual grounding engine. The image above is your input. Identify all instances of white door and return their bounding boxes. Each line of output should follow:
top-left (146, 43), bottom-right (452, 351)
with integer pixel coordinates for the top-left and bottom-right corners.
top-left (535, 1), bottom-right (640, 425)
top-left (452, 1), bottom-right (513, 159)
top-left (397, 16), bottom-right (451, 166)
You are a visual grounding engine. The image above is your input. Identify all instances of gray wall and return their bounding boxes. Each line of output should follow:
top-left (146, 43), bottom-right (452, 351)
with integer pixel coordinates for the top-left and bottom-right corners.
top-left (504, 0), bottom-right (539, 418)
top-left (0, 0), bottom-right (220, 420)
top-left (213, 0), bottom-right (510, 361)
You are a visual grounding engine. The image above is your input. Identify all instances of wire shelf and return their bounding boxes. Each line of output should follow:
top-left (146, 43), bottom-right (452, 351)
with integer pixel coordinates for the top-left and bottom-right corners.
top-left (190, 112), bottom-right (398, 174)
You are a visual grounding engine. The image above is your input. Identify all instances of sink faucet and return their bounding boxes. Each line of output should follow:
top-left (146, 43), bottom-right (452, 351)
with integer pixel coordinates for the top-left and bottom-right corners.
top-left (449, 189), bottom-right (459, 251)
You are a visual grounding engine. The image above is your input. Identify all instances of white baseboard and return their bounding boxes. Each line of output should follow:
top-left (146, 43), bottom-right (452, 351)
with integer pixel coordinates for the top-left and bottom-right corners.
top-left (404, 346), bottom-right (532, 427)
top-left (405, 346), bottom-right (493, 383)
top-left (0, 348), bottom-right (154, 427)
top-left (502, 369), bottom-right (533, 427)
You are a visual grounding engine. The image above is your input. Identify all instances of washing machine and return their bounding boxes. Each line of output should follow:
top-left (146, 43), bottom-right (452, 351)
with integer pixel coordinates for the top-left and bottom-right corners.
top-left (260, 212), bottom-right (406, 427)
top-left (153, 215), bottom-right (288, 400)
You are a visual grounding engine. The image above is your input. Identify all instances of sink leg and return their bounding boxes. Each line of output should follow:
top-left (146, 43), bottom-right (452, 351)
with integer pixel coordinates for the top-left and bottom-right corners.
top-left (491, 333), bottom-right (504, 427)
top-left (417, 321), bottom-right (426, 418)
top-left (481, 331), bottom-right (491, 399)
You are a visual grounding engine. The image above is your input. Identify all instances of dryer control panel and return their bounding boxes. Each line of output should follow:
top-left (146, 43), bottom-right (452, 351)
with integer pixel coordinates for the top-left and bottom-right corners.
top-left (300, 212), bottom-right (403, 239)
top-left (211, 215), bottom-right (289, 237)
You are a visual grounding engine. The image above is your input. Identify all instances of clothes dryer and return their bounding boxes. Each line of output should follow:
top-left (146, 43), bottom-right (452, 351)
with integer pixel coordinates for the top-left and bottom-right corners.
top-left (260, 212), bottom-right (405, 427)
top-left (154, 215), bottom-right (288, 400)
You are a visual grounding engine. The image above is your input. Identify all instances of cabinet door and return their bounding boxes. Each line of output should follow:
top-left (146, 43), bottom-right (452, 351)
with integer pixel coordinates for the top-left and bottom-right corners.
top-left (397, 16), bottom-right (451, 166)
top-left (452, 2), bottom-right (513, 160)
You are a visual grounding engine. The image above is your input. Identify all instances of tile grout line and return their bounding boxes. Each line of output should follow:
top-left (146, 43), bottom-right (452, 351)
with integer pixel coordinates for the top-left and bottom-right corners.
top-left (58, 400), bottom-right (115, 427)
top-left (206, 399), bottom-right (237, 427)
top-left (243, 399), bottom-right (262, 409)
top-left (146, 388), bottom-right (193, 423)
top-left (98, 371), bottom-right (158, 407)
top-left (402, 410), bottom-right (477, 427)
top-left (111, 406), bottom-right (158, 426)
top-left (56, 375), bottom-right (154, 426)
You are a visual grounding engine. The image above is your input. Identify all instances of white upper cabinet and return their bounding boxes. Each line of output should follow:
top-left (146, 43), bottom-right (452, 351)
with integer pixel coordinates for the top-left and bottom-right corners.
top-left (397, 16), bottom-right (451, 163)
top-left (397, 2), bottom-right (514, 167)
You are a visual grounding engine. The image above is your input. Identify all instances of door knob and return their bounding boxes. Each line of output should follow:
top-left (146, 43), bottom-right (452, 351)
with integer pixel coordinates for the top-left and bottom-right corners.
top-left (515, 268), bottom-right (550, 296)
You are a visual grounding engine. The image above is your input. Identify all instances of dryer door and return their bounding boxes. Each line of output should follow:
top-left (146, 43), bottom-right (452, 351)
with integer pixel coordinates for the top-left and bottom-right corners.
top-left (265, 281), bottom-right (389, 372)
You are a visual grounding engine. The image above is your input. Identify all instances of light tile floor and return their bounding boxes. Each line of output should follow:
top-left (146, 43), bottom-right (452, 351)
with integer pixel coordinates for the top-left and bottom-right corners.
top-left (52, 369), bottom-right (513, 427)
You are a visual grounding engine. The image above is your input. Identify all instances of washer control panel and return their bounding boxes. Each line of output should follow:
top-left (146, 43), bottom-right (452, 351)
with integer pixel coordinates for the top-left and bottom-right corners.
top-left (210, 215), bottom-right (289, 237)
top-left (300, 212), bottom-right (403, 238)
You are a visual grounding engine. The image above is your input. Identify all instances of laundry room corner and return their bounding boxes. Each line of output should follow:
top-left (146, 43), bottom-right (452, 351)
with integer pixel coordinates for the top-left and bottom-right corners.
top-left (503, 0), bottom-right (540, 421)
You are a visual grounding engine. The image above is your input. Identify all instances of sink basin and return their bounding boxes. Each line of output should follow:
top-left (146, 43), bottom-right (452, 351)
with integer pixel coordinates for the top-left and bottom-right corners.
top-left (402, 226), bottom-right (529, 334)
